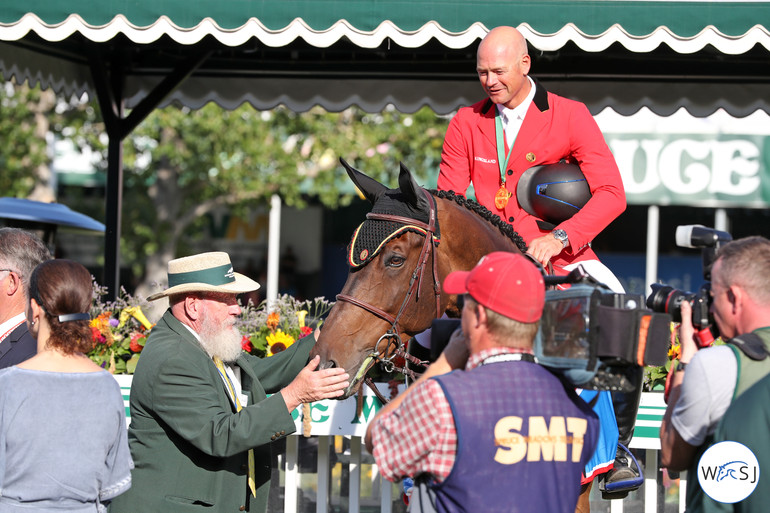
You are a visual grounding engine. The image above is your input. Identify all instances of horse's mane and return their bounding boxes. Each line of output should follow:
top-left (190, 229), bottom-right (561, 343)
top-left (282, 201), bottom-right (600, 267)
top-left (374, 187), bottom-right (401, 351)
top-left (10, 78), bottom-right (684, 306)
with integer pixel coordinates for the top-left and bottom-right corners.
top-left (431, 189), bottom-right (528, 253)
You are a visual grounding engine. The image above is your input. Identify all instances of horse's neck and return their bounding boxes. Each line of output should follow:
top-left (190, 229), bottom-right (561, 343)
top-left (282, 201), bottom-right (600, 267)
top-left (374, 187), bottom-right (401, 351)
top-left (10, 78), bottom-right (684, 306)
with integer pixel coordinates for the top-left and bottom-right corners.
top-left (439, 199), bottom-right (522, 271)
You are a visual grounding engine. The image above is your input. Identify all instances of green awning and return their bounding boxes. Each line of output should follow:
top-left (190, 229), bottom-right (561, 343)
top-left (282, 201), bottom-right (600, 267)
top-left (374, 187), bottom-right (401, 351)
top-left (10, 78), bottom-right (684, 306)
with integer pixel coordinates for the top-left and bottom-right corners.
top-left (3, 1), bottom-right (769, 52)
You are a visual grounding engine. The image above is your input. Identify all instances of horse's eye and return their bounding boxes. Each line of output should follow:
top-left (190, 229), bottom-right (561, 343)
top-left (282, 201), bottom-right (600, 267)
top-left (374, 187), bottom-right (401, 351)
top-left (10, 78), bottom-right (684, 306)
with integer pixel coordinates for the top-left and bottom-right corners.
top-left (387, 255), bottom-right (405, 267)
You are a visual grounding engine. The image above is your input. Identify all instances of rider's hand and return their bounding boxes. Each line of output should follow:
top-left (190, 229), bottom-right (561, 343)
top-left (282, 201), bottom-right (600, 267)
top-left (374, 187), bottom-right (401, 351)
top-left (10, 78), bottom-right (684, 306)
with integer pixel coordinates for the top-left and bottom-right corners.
top-left (527, 233), bottom-right (565, 268)
top-left (280, 355), bottom-right (349, 411)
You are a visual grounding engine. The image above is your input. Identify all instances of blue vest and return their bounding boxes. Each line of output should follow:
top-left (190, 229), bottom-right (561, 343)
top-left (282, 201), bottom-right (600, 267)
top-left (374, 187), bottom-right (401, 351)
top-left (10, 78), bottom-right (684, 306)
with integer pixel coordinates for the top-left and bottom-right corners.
top-left (431, 359), bottom-right (599, 513)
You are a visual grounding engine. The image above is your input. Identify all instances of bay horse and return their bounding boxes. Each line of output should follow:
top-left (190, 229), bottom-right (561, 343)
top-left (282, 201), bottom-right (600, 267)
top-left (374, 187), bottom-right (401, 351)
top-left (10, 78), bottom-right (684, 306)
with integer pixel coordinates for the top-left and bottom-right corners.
top-left (312, 158), bottom-right (526, 397)
top-left (312, 159), bottom-right (597, 513)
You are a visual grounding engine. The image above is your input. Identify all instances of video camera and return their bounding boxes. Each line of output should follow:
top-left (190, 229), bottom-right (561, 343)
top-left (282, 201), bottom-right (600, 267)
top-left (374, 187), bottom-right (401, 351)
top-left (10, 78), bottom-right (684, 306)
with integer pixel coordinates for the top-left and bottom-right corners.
top-left (646, 225), bottom-right (732, 347)
top-left (430, 265), bottom-right (671, 392)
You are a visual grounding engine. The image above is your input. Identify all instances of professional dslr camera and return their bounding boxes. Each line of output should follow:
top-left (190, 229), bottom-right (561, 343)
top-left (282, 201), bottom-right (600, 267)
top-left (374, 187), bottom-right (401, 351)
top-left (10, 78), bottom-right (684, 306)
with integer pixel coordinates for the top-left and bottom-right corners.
top-left (646, 224), bottom-right (732, 347)
top-left (431, 266), bottom-right (671, 392)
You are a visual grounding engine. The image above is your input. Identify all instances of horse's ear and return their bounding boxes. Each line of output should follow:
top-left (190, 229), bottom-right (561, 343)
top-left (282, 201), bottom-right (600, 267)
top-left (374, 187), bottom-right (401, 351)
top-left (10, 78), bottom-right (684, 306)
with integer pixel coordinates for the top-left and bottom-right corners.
top-left (398, 162), bottom-right (429, 211)
top-left (340, 158), bottom-right (387, 204)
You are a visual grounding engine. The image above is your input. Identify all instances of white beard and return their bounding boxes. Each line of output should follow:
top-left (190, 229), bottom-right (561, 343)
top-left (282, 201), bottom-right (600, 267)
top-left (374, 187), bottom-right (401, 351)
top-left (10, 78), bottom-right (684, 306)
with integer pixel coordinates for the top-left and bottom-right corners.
top-left (198, 314), bottom-right (243, 363)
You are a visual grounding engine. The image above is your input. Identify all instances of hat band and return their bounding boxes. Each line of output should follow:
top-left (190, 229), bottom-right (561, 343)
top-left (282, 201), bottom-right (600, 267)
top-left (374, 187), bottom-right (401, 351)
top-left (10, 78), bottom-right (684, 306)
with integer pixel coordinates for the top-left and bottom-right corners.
top-left (168, 264), bottom-right (235, 288)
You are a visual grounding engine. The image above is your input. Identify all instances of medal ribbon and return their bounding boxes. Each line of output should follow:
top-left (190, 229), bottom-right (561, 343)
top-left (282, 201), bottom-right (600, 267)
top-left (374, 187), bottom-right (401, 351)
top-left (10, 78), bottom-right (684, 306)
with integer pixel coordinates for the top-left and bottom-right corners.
top-left (494, 108), bottom-right (516, 208)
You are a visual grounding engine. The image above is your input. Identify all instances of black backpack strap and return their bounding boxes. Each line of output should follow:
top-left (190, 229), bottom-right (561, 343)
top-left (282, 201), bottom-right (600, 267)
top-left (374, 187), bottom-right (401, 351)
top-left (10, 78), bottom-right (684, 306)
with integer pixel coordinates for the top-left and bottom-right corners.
top-left (729, 333), bottom-right (770, 361)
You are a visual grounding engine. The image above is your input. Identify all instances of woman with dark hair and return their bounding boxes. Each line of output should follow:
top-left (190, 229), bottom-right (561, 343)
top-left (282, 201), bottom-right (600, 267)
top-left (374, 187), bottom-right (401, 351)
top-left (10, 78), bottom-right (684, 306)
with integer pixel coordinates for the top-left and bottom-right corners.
top-left (0, 259), bottom-right (132, 512)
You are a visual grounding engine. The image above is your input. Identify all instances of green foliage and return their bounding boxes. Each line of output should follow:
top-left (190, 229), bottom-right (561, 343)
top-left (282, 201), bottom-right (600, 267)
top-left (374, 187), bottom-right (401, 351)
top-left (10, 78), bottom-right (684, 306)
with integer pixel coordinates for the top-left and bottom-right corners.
top-left (0, 81), bottom-right (49, 196)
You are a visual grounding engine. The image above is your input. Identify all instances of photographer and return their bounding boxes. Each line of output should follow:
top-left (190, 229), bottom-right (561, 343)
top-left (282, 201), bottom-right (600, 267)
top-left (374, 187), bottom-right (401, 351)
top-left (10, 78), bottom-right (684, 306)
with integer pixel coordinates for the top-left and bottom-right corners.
top-left (365, 252), bottom-right (599, 513)
top-left (660, 236), bottom-right (770, 511)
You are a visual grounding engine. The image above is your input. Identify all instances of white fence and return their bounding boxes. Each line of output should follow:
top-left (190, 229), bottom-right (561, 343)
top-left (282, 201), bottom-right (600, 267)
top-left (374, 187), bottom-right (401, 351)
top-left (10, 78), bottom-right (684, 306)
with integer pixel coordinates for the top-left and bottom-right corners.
top-left (114, 376), bottom-right (684, 513)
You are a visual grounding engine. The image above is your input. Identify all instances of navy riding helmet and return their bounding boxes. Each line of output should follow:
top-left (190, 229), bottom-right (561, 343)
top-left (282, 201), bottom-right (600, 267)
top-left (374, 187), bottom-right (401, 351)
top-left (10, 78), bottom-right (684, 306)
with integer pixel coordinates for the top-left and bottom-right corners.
top-left (516, 162), bottom-right (591, 225)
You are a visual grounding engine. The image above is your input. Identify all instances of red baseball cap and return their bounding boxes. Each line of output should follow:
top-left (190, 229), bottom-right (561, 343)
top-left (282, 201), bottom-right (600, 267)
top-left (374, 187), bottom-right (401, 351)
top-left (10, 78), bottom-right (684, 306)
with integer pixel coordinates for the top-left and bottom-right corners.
top-left (443, 252), bottom-right (545, 323)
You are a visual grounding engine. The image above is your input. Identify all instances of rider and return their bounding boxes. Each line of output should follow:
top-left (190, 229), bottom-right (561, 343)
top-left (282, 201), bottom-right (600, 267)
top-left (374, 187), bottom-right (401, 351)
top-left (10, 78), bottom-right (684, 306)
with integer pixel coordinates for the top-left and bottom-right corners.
top-left (416, 25), bottom-right (638, 497)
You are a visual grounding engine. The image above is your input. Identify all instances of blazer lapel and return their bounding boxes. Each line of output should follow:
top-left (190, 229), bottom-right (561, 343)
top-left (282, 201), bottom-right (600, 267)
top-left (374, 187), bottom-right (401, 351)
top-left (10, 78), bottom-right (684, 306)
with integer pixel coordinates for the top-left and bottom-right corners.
top-left (476, 98), bottom-right (497, 149)
top-left (510, 81), bottom-right (551, 166)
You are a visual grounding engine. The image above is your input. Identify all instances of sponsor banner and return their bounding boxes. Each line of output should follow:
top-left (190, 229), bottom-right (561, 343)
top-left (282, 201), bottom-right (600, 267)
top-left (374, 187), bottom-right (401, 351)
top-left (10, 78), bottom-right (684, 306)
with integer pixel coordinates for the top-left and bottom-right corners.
top-left (597, 108), bottom-right (770, 208)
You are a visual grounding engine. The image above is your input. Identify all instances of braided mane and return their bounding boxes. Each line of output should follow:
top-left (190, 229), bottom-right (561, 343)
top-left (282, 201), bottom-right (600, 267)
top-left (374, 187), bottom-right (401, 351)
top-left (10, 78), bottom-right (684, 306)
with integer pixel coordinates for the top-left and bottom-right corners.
top-left (431, 189), bottom-right (528, 253)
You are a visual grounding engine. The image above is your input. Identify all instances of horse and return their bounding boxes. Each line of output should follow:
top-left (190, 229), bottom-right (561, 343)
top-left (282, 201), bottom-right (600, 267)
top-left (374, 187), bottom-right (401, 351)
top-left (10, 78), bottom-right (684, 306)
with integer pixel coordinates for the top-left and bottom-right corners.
top-left (311, 158), bottom-right (526, 397)
top-left (312, 159), bottom-right (596, 513)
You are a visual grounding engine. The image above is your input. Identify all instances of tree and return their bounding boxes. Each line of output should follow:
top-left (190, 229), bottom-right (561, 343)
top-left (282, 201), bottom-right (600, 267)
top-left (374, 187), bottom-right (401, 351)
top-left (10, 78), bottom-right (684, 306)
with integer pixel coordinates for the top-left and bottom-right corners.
top-left (120, 102), bottom-right (448, 299)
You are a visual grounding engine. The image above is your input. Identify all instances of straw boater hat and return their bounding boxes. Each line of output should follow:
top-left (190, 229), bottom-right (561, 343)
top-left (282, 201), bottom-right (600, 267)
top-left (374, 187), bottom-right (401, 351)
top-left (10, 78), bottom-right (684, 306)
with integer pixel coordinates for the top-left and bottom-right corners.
top-left (147, 251), bottom-right (260, 301)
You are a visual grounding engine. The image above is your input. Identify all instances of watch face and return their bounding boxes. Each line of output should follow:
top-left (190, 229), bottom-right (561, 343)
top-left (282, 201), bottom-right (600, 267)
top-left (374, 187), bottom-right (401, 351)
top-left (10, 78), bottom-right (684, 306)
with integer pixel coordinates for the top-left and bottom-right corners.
top-left (553, 229), bottom-right (567, 240)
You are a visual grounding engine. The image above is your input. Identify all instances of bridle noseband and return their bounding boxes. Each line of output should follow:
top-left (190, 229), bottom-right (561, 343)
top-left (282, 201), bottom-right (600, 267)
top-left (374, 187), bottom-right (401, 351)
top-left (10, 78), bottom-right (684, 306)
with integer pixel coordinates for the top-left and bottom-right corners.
top-left (336, 188), bottom-right (441, 381)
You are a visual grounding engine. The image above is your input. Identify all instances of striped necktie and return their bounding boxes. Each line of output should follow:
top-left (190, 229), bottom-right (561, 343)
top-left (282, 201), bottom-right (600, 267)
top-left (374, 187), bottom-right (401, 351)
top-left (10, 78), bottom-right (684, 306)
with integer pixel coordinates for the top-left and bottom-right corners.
top-left (213, 357), bottom-right (257, 498)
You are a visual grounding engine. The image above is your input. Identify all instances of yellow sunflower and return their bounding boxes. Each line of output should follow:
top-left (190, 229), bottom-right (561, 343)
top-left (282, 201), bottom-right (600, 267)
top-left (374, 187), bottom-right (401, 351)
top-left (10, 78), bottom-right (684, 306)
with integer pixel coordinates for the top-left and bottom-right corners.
top-left (266, 330), bottom-right (296, 356)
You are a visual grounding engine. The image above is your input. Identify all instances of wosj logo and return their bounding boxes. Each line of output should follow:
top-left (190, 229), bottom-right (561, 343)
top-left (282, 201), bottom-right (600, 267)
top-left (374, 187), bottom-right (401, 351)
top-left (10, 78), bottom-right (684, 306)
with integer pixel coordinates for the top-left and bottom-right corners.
top-left (698, 441), bottom-right (760, 504)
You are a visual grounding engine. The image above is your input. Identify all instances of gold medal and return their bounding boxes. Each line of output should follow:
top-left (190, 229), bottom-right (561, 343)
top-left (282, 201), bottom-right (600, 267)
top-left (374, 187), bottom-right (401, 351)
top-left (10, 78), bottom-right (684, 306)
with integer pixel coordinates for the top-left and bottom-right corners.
top-left (494, 185), bottom-right (512, 209)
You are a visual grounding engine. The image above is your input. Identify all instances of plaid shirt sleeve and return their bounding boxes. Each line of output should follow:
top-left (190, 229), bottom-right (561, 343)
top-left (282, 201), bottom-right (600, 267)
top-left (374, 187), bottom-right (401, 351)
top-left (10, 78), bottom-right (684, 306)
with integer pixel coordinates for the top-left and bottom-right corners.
top-left (370, 378), bottom-right (457, 483)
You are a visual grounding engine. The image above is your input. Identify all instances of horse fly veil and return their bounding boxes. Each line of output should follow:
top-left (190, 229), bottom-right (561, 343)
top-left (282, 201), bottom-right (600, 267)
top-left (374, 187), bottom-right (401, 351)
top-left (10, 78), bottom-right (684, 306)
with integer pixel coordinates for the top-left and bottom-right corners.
top-left (347, 189), bottom-right (440, 268)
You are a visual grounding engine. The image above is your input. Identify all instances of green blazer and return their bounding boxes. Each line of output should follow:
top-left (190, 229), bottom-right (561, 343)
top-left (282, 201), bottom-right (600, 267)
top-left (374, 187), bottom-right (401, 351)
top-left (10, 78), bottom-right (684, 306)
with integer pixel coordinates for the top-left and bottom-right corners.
top-left (109, 309), bottom-right (313, 512)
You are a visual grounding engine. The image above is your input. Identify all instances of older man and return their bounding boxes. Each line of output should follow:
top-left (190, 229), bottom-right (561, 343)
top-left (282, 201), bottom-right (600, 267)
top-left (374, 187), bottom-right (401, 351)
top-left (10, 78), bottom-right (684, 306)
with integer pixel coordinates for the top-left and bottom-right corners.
top-left (0, 228), bottom-right (51, 368)
top-left (110, 252), bottom-right (349, 513)
top-left (660, 236), bottom-right (770, 512)
top-left (366, 252), bottom-right (599, 513)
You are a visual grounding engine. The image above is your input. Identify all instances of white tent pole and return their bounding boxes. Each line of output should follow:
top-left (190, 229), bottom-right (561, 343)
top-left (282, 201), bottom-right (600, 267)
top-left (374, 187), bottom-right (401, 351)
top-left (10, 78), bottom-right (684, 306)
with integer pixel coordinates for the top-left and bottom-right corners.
top-left (645, 205), bottom-right (660, 294)
top-left (267, 194), bottom-right (281, 310)
top-left (714, 208), bottom-right (729, 233)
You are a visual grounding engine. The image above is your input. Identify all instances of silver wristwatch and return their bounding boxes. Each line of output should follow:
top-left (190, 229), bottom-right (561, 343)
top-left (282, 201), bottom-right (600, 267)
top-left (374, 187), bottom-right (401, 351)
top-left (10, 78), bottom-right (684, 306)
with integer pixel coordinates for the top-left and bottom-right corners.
top-left (552, 229), bottom-right (569, 248)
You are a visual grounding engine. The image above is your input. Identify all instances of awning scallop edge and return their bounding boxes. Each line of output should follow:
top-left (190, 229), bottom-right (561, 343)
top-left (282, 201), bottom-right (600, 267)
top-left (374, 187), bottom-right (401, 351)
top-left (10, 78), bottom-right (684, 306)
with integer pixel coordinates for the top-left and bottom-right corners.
top-left (2, 13), bottom-right (769, 54)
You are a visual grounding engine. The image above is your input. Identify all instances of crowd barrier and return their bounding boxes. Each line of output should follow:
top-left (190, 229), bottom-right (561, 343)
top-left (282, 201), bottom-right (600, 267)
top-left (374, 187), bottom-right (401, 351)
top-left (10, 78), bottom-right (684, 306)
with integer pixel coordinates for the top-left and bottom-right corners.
top-left (114, 376), bottom-right (685, 513)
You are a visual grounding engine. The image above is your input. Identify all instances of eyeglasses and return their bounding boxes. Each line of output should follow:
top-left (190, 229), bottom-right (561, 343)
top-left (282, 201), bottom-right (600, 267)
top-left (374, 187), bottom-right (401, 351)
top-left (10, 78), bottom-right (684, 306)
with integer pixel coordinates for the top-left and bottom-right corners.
top-left (0, 269), bottom-right (18, 277)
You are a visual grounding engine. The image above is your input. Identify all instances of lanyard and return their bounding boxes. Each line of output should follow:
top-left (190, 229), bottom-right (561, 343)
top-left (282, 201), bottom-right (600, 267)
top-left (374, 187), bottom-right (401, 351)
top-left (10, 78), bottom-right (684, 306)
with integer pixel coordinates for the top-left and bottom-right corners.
top-left (495, 108), bottom-right (516, 186)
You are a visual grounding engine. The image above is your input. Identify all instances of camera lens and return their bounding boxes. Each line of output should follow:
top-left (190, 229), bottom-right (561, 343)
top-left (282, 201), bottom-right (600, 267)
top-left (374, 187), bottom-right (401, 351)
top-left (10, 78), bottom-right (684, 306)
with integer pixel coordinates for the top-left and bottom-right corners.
top-left (646, 284), bottom-right (693, 323)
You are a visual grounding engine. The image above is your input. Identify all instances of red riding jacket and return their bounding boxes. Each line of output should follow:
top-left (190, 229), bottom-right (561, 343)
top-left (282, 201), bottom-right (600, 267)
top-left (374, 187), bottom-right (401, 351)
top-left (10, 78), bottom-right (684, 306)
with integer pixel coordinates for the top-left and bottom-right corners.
top-left (438, 80), bottom-right (626, 271)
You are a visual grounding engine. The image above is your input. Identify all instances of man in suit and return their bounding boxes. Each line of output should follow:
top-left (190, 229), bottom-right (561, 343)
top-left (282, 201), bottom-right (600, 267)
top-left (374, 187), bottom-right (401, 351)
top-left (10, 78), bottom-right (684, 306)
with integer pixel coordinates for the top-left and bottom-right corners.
top-left (109, 251), bottom-right (349, 513)
top-left (435, 26), bottom-right (636, 497)
top-left (0, 227), bottom-right (51, 369)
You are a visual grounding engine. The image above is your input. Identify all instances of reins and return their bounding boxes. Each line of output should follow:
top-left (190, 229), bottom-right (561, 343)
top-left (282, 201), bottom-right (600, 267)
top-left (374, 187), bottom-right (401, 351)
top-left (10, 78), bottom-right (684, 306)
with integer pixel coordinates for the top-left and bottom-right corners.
top-left (336, 188), bottom-right (440, 388)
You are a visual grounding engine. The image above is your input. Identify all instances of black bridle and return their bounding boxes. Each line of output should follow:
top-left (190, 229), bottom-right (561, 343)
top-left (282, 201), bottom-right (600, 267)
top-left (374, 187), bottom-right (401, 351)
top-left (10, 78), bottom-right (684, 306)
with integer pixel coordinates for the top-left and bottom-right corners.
top-left (336, 188), bottom-right (441, 383)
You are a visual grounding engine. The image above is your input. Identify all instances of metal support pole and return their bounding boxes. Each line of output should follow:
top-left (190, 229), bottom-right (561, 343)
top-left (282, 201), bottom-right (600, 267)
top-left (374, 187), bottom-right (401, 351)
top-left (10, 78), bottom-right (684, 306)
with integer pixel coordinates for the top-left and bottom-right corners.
top-left (267, 194), bottom-right (282, 309)
top-left (714, 208), bottom-right (729, 233)
top-left (645, 205), bottom-right (660, 293)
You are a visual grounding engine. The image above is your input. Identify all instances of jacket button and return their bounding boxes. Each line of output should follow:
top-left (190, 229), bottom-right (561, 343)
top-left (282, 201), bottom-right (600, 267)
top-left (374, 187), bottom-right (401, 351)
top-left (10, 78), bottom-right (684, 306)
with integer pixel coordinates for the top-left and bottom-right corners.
top-left (270, 435), bottom-right (276, 440)
top-left (240, 506), bottom-right (246, 511)
top-left (280, 430), bottom-right (286, 435)
top-left (507, 169), bottom-right (513, 176)
top-left (508, 217), bottom-right (514, 223)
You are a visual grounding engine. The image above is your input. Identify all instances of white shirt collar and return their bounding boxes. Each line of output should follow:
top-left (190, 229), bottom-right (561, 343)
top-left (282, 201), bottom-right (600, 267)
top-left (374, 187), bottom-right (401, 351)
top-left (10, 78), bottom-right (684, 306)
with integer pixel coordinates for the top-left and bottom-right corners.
top-left (496, 75), bottom-right (536, 123)
top-left (0, 312), bottom-right (26, 336)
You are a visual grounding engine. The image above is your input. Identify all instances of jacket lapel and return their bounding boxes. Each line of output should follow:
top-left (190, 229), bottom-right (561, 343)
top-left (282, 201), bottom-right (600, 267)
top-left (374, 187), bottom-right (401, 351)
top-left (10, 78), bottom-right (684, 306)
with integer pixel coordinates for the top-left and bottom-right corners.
top-left (476, 98), bottom-right (497, 149)
top-left (510, 80), bottom-right (551, 166)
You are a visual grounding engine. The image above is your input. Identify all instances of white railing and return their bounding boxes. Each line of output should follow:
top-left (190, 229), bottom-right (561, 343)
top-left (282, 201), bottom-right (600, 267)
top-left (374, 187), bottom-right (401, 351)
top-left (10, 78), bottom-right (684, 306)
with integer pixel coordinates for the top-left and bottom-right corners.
top-left (114, 376), bottom-right (684, 513)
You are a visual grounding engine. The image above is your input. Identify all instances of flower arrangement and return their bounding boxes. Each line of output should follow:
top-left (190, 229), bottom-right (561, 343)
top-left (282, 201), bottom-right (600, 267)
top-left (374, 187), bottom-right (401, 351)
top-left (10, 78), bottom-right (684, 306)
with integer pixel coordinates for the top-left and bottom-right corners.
top-left (643, 321), bottom-right (723, 391)
top-left (88, 282), bottom-right (154, 374)
top-left (238, 294), bottom-right (334, 358)
top-left (87, 280), bottom-right (335, 373)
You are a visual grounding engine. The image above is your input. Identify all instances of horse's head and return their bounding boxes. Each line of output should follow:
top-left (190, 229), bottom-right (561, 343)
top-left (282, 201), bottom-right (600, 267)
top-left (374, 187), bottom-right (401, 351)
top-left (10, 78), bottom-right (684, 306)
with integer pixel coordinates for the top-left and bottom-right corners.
top-left (312, 159), bottom-right (446, 397)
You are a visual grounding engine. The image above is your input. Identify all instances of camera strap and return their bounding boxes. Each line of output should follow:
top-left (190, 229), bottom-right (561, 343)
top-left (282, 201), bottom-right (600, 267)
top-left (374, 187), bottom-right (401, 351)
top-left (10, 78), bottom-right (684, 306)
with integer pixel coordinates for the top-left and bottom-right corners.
top-left (729, 332), bottom-right (770, 361)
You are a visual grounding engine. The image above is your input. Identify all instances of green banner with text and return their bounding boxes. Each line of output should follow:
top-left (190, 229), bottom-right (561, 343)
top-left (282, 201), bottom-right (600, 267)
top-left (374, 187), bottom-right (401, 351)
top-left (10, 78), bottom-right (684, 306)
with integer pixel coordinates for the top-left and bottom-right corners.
top-left (605, 133), bottom-right (770, 208)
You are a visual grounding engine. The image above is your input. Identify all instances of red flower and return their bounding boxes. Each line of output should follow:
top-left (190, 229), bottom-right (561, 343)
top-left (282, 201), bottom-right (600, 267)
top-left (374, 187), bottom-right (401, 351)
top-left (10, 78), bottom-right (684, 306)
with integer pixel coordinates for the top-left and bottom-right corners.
top-left (129, 332), bottom-right (146, 353)
top-left (241, 335), bottom-right (254, 353)
top-left (300, 326), bottom-right (313, 337)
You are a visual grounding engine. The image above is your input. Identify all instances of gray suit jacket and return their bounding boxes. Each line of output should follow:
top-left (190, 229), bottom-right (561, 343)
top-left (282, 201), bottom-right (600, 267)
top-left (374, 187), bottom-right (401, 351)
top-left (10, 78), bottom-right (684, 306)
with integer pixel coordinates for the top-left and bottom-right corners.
top-left (109, 309), bottom-right (312, 512)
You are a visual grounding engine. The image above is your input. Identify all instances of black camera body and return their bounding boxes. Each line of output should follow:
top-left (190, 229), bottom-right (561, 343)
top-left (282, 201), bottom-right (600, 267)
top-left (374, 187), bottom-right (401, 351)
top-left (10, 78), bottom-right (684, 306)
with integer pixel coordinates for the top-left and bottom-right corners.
top-left (430, 265), bottom-right (671, 391)
top-left (646, 225), bottom-right (732, 346)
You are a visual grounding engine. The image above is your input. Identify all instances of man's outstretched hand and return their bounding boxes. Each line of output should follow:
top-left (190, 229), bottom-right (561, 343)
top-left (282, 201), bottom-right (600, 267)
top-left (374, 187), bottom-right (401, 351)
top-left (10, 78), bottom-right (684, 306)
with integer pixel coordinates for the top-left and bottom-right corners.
top-left (280, 355), bottom-right (350, 411)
